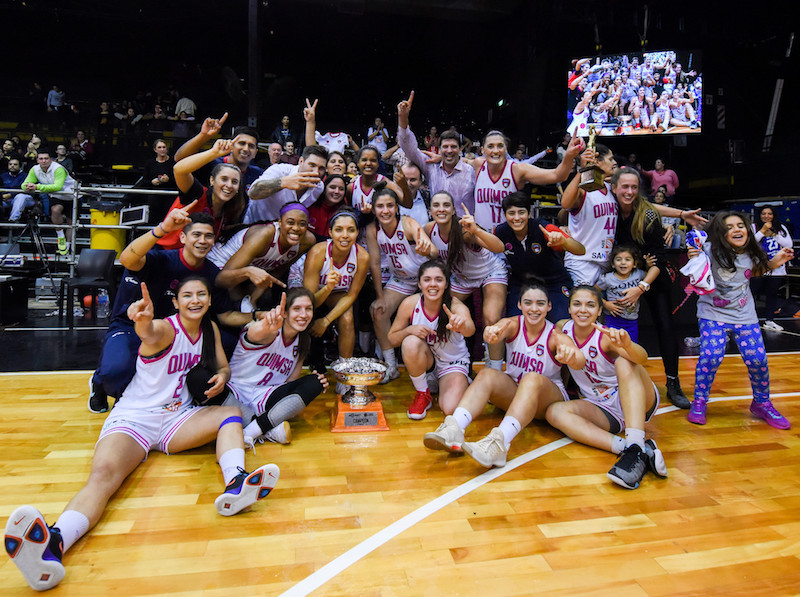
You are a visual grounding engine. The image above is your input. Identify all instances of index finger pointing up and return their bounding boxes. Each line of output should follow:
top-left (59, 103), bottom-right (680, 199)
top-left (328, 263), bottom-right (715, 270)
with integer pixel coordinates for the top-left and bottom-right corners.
top-left (460, 203), bottom-right (470, 217)
top-left (277, 292), bottom-right (287, 315)
top-left (407, 90), bottom-right (415, 105)
top-left (442, 304), bottom-right (454, 320)
top-left (218, 112), bottom-right (229, 125)
top-left (140, 282), bottom-right (152, 304)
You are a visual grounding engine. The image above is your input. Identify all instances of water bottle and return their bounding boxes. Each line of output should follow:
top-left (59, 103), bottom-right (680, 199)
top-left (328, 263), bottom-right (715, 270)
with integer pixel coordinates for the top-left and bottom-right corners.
top-left (97, 290), bottom-right (110, 318)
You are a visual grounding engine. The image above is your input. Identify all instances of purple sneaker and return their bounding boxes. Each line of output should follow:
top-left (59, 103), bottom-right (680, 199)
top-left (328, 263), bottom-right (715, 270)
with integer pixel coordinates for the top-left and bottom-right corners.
top-left (750, 401), bottom-right (791, 430)
top-left (687, 399), bottom-right (707, 425)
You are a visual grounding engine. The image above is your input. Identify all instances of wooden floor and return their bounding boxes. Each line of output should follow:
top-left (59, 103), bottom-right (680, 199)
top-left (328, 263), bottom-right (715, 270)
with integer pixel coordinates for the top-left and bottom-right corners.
top-left (2, 356), bottom-right (800, 596)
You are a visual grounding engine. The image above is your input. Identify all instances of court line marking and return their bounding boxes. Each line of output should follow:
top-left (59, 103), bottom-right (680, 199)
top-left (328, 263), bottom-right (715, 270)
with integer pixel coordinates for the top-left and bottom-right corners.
top-left (282, 391), bottom-right (800, 596)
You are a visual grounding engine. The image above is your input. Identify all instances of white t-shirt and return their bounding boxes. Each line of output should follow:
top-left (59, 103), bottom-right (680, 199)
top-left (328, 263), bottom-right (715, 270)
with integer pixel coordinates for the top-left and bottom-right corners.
top-left (245, 163), bottom-right (323, 223)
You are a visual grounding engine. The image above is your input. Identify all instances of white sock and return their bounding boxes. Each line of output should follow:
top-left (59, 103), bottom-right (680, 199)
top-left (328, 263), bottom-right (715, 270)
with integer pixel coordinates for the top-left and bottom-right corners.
top-left (498, 415), bottom-right (522, 445)
top-left (452, 406), bottom-right (472, 430)
top-left (625, 428), bottom-right (646, 451)
top-left (243, 419), bottom-right (262, 442)
top-left (410, 373), bottom-right (428, 392)
top-left (611, 435), bottom-right (626, 454)
top-left (382, 348), bottom-right (397, 368)
top-left (486, 359), bottom-right (503, 371)
top-left (54, 510), bottom-right (90, 553)
top-left (56, 229), bottom-right (65, 240)
top-left (219, 448), bottom-right (245, 485)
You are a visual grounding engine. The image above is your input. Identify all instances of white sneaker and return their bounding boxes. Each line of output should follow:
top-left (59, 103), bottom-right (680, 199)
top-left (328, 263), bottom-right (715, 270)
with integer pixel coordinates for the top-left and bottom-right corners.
top-left (762, 320), bottom-right (784, 332)
top-left (463, 427), bottom-right (508, 468)
top-left (380, 365), bottom-right (400, 384)
top-left (263, 421), bottom-right (292, 445)
top-left (423, 415), bottom-right (464, 452)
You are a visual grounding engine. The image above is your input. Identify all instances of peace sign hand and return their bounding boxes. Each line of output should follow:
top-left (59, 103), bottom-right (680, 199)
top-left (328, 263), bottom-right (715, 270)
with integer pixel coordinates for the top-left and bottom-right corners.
top-left (128, 282), bottom-right (154, 323)
top-left (593, 321), bottom-right (631, 349)
top-left (304, 98), bottom-right (318, 122)
top-left (443, 304), bottom-right (466, 334)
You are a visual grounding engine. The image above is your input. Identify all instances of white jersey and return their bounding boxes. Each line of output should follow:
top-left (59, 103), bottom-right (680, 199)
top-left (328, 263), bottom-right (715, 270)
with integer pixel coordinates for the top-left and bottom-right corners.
top-left (377, 218), bottom-right (427, 284)
top-left (207, 228), bottom-right (249, 269)
top-left (562, 320), bottom-right (617, 399)
top-left (319, 239), bottom-right (360, 292)
top-left (474, 159), bottom-right (518, 231)
top-left (504, 317), bottom-right (564, 389)
top-left (118, 315), bottom-right (203, 412)
top-left (563, 181), bottom-right (617, 264)
top-left (351, 174), bottom-right (385, 210)
top-left (410, 296), bottom-right (469, 364)
top-left (429, 223), bottom-right (505, 282)
top-left (229, 326), bottom-right (300, 391)
top-left (568, 105), bottom-right (590, 138)
top-left (314, 131), bottom-right (350, 154)
top-left (251, 222), bottom-right (302, 271)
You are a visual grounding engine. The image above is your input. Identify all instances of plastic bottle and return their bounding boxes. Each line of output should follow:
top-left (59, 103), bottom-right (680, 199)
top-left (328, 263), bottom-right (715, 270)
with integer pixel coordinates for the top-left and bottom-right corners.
top-left (97, 290), bottom-right (110, 318)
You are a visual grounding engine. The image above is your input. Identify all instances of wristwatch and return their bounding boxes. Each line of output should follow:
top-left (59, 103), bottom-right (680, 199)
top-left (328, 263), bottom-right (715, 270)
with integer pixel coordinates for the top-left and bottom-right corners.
top-left (638, 281), bottom-right (651, 292)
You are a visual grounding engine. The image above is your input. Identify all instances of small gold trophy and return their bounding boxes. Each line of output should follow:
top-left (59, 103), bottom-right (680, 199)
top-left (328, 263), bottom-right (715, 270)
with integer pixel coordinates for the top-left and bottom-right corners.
top-left (578, 125), bottom-right (606, 192)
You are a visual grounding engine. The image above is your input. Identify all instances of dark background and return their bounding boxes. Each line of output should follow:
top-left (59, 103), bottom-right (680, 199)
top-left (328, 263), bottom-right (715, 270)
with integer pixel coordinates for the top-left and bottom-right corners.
top-left (1, 0), bottom-right (796, 206)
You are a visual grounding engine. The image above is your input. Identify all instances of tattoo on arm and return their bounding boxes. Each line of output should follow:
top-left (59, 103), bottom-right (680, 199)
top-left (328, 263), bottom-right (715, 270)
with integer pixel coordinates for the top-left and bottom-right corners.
top-left (249, 177), bottom-right (283, 200)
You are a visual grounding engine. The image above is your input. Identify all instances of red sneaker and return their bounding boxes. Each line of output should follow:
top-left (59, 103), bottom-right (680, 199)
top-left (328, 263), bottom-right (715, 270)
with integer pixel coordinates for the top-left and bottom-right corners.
top-left (407, 390), bottom-right (433, 420)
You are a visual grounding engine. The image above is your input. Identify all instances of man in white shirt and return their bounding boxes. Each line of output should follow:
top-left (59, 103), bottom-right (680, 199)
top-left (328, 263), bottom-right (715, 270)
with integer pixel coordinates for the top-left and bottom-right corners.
top-left (245, 145), bottom-right (328, 223)
top-left (367, 117), bottom-right (389, 154)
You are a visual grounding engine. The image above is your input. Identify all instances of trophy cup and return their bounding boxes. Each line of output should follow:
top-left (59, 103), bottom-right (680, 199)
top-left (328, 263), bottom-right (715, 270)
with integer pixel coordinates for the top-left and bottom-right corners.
top-left (578, 124), bottom-right (606, 192)
top-left (330, 357), bottom-right (390, 432)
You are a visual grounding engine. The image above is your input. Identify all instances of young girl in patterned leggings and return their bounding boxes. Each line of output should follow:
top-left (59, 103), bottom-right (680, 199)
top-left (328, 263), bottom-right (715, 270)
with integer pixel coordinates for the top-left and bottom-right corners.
top-left (687, 211), bottom-right (794, 428)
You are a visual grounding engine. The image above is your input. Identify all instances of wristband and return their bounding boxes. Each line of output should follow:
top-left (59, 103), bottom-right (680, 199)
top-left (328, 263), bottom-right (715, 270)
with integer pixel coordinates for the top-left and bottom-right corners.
top-left (638, 281), bottom-right (650, 292)
top-left (252, 311), bottom-right (258, 321)
top-left (151, 224), bottom-right (164, 239)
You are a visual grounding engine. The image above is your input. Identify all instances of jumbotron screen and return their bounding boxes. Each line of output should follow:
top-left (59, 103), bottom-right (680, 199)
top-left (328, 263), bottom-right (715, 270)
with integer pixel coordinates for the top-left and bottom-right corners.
top-left (567, 49), bottom-right (702, 138)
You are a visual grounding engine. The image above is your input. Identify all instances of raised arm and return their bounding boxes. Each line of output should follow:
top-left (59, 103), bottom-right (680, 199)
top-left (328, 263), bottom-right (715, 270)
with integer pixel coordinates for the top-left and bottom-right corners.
top-left (303, 98), bottom-right (318, 148)
top-left (120, 200), bottom-right (197, 271)
top-left (174, 138), bottom-right (234, 193)
top-left (482, 315), bottom-right (519, 345)
top-left (516, 135), bottom-right (584, 186)
top-left (173, 112), bottom-right (228, 162)
top-left (396, 91), bottom-right (432, 178)
top-left (459, 203), bottom-right (504, 253)
top-left (127, 283), bottom-right (174, 350)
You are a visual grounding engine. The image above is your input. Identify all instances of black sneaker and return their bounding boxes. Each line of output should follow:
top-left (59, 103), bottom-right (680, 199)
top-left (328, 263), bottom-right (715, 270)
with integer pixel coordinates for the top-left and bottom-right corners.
top-left (607, 444), bottom-right (647, 489)
top-left (214, 464), bottom-right (280, 516)
top-left (87, 375), bottom-right (109, 414)
top-left (666, 377), bottom-right (690, 409)
top-left (644, 439), bottom-right (668, 477)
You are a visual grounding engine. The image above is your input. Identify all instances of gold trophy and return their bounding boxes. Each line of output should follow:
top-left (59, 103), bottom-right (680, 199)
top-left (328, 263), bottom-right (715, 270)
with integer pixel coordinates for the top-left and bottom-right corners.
top-left (578, 125), bottom-right (606, 192)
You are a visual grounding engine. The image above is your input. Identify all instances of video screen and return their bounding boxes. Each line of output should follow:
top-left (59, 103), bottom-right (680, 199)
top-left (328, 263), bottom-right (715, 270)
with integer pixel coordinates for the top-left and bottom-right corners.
top-left (567, 49), bottom-right (702, 138)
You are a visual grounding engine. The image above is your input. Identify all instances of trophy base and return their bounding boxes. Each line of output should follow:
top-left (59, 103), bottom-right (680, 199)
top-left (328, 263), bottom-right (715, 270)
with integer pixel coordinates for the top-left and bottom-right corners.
top-left (331, 391), bottom-right (390, 432)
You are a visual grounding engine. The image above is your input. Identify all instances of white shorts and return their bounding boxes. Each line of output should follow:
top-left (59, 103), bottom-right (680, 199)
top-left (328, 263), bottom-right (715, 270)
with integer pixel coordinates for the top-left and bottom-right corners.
top-left (564, 259), bottom-right (605, 286)
top-left (97, 403), bottom-right (204, 456)
top-left (583, 381), bottom-right (660, 433)
top-left (384, 274), bottom-right (418, 295)
top-left (451, 263), bottom-right (508, 295)
top-left (224, 382), bottom-right (280, 422)
top-left (434, 357), bottom-right (471, 380)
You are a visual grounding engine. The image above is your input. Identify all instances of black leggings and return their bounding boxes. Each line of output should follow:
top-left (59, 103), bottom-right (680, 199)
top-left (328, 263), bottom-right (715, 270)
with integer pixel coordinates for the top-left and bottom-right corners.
top-left (750, 276), bottom-right (783, 318)
top-left (643, 272), bottom-right (679, 378)
top-left (254, 374), bottom-right (325, 432)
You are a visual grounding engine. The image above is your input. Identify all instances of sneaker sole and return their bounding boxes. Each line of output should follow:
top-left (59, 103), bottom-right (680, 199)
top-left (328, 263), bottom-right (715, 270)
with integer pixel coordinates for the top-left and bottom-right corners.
top-left (462, 443), bottom-right (506, 468)
top-left (215, 464), bottom-right (280, 516)
top-left (4, 505), bottom-right (65, 591)
top-left (407, 401), bottom-right (432, 421)
top-left (646, 445), bottom-right (668, 477)
top-left (422, 432), bottom-right (463, 453)
top-left (607, 471), bottom-right (640, 489)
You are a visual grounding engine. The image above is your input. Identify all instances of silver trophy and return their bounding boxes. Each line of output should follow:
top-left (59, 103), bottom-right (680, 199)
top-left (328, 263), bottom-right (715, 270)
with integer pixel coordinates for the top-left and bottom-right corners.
top-left (331, 357), bottom-right (387, 406)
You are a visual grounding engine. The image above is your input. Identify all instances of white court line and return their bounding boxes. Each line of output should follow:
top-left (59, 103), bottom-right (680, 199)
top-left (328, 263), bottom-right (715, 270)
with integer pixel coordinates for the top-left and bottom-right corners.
top-left (0, 370), bottom-right (93, 377)
top-left (282, 390), bottom-right (800, 597)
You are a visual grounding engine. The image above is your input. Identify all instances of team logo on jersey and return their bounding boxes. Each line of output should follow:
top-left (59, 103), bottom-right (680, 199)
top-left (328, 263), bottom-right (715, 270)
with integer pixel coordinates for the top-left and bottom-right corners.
top-left (293, 346), bottom-right (299, 357)
top-left (347, 263), bottom-right (356, 273)
top-left (561, 286), bottom-right (570, 297)
top-left (504, 243), bottom-right (514, 254)
top-left (502, 178), bottom-right (511, 188)
top-left (397, 230), bottom-right (404, 240)
top-left (531, 243), bottom-right (542, 254)
top-left (589, 346), bottom-right (598, 358)
top-left (536, 344), bottom-right (544, 357)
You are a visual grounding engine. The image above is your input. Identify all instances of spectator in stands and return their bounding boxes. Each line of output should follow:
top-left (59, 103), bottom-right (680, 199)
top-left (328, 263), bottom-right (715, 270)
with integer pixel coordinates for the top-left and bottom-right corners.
top-left (367, 117), bottom-right (390, 155)
top-left (96, 103), bottom-right (113, 163)
top-left (270, 115), bottom-right (298, 147)
top-left (424, 126), bottom-right (440, 154)
top-left (13, 147), bottom-right (76, 255)
top-left (303, 98), bottom-right (360, 155)
top-left (641, 158), bottom-right (679, 199)
top-left (174, 95), bottom-right (197, 118)
top-left (54, 145), bottom-right (73, 173)
top-left (46, 85), bottom-right (65, 112)
top-left (68, 130), bottom-right (94, 168)
top-left (21, 135), bottom-right (43, 169)
top-left (262, 142), bottom-right (283, 168)
top-left (280, 141), bottom-right (300, 165)
top-left (136, 139), bottom-right (177, 224)
top-left (1, 158), bottom-right (26, 219)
